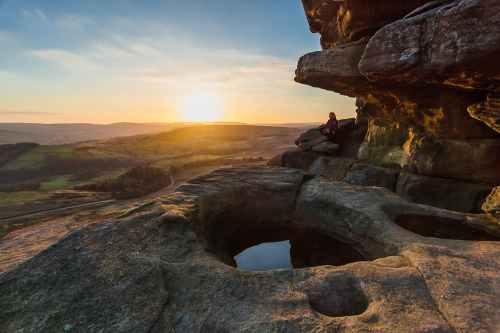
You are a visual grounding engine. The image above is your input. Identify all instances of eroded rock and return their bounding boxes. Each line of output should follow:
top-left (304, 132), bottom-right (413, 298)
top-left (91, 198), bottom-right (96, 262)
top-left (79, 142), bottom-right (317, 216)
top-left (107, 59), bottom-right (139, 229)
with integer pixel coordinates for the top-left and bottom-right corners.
top-left (344, 163), bottom-right (401, 191)
top-left (396, 171), bottom-right (494, 213)
top-left (468, 93), bottom-right (500, 133)
top-left (281, 149), bottom-right (320, 170)
top-left (482, 186), bottom-right (500, 222)
top-left (296, 0), bottom-right (500, 184)
top-left (1, 166), bottom-right (499, 332)
top-left (295, 43), bottom-right (370, 98)
top-left (295, 128), bottom-right (327, 152)
top-left (358, 0), bottom-right (500, 91)
top-left (301, 0), bottom-right (432, 49)
top-left (311, 142), bottom-right (340, 154)
top-left (308, 157), bottom-right (355, 181)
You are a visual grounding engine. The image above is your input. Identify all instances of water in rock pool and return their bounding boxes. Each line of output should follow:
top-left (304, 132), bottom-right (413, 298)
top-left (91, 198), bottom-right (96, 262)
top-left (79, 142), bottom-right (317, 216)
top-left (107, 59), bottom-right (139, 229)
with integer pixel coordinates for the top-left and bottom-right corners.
top-left (394, 214), bottom-right (500, 241)
top-left (227, 226), bottom-right (366, 271)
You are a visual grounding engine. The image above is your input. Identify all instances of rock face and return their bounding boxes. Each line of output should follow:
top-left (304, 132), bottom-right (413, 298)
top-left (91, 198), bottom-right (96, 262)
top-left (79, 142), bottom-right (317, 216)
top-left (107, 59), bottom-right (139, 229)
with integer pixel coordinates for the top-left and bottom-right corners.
top-left (282, 147), bottom-right (493, 213)
top-left (483, 186), bottom-right (500, 223)
top-left (468, 93), bottom-right (500, 133)
top-left (311, 141), bottom-right (340, 154)
top-left (1, 166), bottom-right (499, 332)
top-left (294, 117), bottom-right (367, 159)
top-left (301, 0), bottom-right (432, 49)
top-left (296, 0), bottom-right (500, 185)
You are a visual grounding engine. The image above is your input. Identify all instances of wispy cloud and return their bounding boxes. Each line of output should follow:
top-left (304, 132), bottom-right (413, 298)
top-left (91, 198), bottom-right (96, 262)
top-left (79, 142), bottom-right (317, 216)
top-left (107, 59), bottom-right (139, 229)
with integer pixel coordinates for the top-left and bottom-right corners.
top-left (92, 43), bottom-right (135, 59)
top-left (57, 14), bottom-right (95, 30)
top-left (32, 49), bottom-right (95, 69)
top-left (34, 9), bottom-right (47, 20)
top-left (121, 68), bottom-right (172, 82)
top-left (0, 111), bottom-right (61, 115)
top-left (22, 9), bottom-right (47, 20)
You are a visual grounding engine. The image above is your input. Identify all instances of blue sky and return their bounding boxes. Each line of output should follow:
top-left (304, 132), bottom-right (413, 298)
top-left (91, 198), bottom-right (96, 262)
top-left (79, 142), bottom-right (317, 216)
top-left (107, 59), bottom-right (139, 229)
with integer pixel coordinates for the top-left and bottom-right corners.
top-left (0, 0), bottom-right (355, 124)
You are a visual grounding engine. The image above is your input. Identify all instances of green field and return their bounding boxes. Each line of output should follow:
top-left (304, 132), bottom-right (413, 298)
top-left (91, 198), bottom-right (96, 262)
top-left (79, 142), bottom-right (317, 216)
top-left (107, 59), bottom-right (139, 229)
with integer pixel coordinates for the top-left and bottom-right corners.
top-left (0, 124), bottom-right (303, 191)
top-left (38, 175), bottom-right (84, 191)
top-left (0, 191), bottom-right (52, 203)
top-left (1, 145), bottom-right (100, 170)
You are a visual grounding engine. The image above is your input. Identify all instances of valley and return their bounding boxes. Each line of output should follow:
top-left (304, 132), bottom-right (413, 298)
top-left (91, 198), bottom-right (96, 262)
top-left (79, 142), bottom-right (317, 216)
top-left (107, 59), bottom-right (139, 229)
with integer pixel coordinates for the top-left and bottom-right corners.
top-left (0, 123), bottom-right (308, 273)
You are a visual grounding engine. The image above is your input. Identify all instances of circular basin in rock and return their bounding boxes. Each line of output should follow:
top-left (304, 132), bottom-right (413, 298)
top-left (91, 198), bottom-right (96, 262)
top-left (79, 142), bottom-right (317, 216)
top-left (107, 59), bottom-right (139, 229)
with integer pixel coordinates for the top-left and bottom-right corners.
top-left (394, 214), bottom-right (500, 241)
top-left (1, 166), bottom-right (499, 332)
top-left (225, 225), bottom-right (367, 271)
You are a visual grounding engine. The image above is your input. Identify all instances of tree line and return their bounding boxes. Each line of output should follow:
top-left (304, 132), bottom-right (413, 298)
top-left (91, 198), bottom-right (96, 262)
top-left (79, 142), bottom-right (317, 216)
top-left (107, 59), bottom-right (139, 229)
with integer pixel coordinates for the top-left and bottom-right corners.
top-left (74, 165), bottom-right (171, 199)
top-left (0, 155), bottom-right (136, 190)
top-left (0, 142), bottom-right (39, 167)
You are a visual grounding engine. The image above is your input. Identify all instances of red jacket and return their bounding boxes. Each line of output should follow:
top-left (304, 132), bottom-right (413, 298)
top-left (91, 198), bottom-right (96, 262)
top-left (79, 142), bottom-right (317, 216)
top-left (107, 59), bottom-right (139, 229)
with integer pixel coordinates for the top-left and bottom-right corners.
top-left (320, 119), bottom-right (338, 133)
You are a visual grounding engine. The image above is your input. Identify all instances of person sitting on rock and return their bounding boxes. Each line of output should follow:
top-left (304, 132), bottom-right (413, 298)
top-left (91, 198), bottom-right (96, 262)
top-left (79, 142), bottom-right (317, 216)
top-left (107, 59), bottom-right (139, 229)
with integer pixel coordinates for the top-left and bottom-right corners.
top-left (318, 112), bottom-right (338, 142)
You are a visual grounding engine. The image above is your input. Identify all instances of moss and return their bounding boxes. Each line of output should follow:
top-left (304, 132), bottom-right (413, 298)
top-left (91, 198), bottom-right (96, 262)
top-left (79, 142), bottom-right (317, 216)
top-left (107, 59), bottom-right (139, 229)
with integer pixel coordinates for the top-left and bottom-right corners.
top-left (378, 162), bottom-right (402, 170)
top-left (358, 142), bottom-right (406, 169)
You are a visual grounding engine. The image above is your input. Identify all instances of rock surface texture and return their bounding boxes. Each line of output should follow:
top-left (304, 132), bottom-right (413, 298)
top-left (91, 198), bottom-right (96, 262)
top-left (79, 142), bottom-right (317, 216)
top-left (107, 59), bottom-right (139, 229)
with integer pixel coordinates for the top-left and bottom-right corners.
top-left (283, 128), bottom-right (494, 213)
top-left (296, 0), bottom-right (500, 185)
top-left (1, 166), bottom-right (499, 332)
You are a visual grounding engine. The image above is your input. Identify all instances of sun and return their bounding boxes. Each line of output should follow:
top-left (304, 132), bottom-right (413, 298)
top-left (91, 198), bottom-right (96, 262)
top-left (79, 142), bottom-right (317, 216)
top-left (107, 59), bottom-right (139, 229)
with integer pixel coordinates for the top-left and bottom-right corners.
top-left (179, 92), bottom-right (223, 122)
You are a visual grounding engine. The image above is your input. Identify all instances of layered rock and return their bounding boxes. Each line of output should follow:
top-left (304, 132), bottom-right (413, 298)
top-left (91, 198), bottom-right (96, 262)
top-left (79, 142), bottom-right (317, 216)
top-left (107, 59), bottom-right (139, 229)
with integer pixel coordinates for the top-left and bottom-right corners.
top-left (468, 93), bottom-right (500, 133)
top-left (301, 0), bottom-right (433, 49)
top-left (483, 186), bottom-right (500, 223)
top-left (294, 117), bottom-right (367, 159)
top-left (1, 166), bottom-right (499, 332)
top-left (282, 145), bottom-right (493, 213)
top-left (296, 0), bottom-right (500, 185)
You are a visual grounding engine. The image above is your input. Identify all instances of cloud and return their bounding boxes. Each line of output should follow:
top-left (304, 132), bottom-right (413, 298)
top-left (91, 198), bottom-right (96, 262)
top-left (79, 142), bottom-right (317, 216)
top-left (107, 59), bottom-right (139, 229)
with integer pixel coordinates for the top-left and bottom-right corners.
top-left (0, 111), bottom-right (61, 115)
top-left (34, 9), bottom-right (47, 20)
top-left (0, 31), bottom-right (15, 44)
top-left (92, 43), bottom-right (135, 59)
top-left (22, 9), bottom-right (47, 20)
top-left (57, 14), bottom-right (95, 30)
top-left (120, 68), bottom-right (172, 82)
top-left (32, 49), bottom-right (95, 69)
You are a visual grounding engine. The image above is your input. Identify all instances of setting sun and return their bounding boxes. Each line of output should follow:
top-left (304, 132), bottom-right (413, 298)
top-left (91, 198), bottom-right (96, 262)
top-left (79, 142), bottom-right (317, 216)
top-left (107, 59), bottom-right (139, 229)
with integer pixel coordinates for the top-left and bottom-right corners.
top-left (179, 92), bottom-right (223, 122)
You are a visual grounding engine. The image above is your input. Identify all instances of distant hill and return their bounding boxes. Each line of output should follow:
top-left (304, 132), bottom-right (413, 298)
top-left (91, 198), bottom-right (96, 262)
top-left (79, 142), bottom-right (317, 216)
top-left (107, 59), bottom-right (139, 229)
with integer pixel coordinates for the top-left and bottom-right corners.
top-left (0, 122), bottom-right (312, 145)
top-left (0, 123), bottom-right (187, 145)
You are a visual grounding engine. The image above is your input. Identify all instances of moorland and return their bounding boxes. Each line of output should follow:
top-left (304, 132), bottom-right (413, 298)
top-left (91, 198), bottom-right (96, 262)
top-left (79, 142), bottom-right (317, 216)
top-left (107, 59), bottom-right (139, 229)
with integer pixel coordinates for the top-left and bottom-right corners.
top-left (0, 123), bottom-right (309, 273)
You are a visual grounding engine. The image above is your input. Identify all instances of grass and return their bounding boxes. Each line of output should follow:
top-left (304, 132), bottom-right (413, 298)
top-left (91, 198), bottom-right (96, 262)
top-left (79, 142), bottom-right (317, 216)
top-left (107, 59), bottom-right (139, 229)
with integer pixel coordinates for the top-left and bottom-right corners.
top-left (38, 174), bottom-right (79, 190)
top-left (0, 191), bottom-right (52, 203)
top-left (39, 180), bottom-right (82, 191)
top-left (1, 124), bottom-right (300, 193)
top-left (152, 155), bottom-right (219, 170)
top-left (1, 144), bottom-right (125, 171)
top-left (1, 151), bottom-right (46, 170)
top-left (1, 244), bottom-right (46, 260)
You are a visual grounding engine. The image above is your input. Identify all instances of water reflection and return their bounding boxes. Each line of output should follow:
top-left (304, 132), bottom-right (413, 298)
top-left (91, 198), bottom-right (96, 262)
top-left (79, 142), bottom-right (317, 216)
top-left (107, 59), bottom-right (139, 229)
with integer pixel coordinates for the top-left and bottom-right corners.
top-left (394, 214), bottom-right (500, 241)
top-left (227, 226), bottom-right (367, 271)
top-left (235, 241), bottom-right (292, 271)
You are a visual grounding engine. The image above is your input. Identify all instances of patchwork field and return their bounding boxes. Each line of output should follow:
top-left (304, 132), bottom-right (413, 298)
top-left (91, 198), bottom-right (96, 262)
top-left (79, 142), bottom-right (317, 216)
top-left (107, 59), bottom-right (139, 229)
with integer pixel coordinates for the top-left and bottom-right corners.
top-left (0, 124), bottom-right (309, 268)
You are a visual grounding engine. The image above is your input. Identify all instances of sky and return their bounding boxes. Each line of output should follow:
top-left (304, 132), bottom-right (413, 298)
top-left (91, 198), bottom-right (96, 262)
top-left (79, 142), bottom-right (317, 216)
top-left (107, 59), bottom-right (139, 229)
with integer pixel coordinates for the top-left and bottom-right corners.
top-left (0, 0), bottom-right (355, 124)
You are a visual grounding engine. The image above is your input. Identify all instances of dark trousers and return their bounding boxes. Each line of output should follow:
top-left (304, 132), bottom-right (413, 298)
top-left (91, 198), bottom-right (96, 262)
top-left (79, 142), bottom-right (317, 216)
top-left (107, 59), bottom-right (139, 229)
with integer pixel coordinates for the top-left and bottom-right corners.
top-left (323, 132), bottom-right (335, 142)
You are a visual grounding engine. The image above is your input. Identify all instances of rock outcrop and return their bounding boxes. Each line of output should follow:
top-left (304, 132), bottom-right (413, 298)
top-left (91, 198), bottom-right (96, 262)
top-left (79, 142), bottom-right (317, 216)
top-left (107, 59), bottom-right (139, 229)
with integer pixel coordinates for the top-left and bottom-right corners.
top-left (483, 186), bottom-right (500, 223)
top-left (1, 166), bottom-right (499, 332)
top-left (296, 0), bottom-right (500, 185)
top-left (302, 0), bottom-right (432, 49)
top-left (285, 113), bottom-right (494, 213)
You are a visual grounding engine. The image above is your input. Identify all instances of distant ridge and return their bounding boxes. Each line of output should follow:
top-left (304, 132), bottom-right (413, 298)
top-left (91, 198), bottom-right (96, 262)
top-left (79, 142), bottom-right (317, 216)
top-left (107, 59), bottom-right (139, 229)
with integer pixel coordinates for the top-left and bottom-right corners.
top-left (0, 122), bottom-right (313, 145)
top-left (0, 122), bottom-right (190, 145)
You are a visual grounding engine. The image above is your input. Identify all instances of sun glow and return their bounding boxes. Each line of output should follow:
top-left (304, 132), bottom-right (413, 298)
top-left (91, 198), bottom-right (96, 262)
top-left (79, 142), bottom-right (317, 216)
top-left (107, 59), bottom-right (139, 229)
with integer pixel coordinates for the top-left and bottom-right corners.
top-left (179, 92), bottom-right (223, 122)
